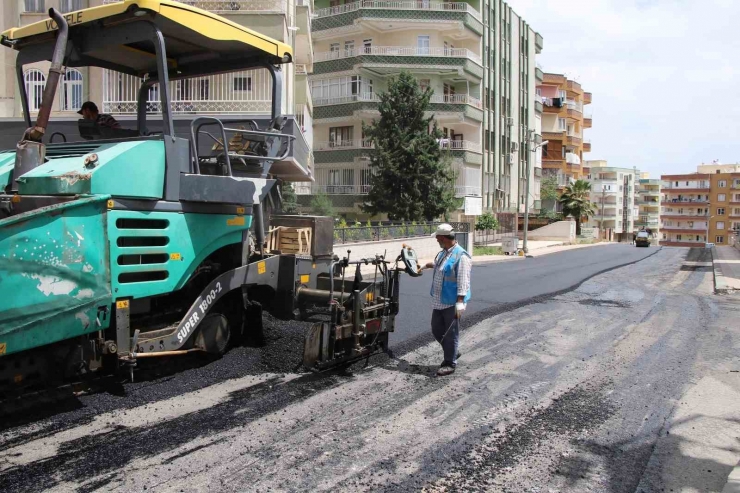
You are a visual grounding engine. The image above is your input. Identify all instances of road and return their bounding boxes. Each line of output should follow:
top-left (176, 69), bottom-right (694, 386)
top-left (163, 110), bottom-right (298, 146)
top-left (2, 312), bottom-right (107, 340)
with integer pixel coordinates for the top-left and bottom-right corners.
top-left (2, 245), bottom-right (739, 492)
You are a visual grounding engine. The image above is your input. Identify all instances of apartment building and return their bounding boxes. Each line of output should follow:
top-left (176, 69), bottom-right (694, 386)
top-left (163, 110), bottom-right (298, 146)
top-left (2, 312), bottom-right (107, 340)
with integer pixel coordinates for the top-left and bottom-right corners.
top-left (660, 173), bottom-right (711, 247)
top-left (585, 160), bottom-right (638, 241)
top-left (536, 72), bottom-right (592, 188)
top-left (0, 0), bottom-right (314, 181)
top-left (300, 0), bottom-right (543, 219)
top-left (635, 173), bottom-right (661, 241)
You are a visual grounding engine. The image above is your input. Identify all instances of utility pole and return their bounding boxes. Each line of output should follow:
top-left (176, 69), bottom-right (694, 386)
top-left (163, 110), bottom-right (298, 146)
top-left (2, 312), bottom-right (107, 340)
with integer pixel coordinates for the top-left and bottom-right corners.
top-left (600, 188), bottom-right (605, 239)
top-left (522, 131), bottom-right (548, 255)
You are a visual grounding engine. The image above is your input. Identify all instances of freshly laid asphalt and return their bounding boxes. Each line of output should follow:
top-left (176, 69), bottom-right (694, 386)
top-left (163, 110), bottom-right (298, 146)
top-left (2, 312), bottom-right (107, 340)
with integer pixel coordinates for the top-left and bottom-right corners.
top-left (6, 243), bottom-right (737, 493)
top-left (393, 243), bottom-right (656, 345)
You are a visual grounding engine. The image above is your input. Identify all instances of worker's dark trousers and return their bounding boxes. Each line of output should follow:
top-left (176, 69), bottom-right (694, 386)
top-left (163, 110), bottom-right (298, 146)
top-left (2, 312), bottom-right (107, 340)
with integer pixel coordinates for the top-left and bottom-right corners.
top-left (431, 306), bottom-right (459, 367)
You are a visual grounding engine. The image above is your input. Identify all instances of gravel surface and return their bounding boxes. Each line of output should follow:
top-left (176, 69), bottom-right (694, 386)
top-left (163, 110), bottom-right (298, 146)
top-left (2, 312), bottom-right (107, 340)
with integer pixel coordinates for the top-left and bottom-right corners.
top-left (1, 245), bottom-right (739, 492)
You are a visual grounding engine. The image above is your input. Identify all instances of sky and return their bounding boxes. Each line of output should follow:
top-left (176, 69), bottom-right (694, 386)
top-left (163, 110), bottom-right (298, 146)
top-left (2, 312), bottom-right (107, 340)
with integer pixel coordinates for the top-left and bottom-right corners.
top-left (507, 0), bottom-right (740, 178)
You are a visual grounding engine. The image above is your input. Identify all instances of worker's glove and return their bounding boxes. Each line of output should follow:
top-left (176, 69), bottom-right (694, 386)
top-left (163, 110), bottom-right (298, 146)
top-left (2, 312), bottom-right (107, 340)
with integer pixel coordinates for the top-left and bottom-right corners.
top-left (455, 302), bottom-right (466, 318)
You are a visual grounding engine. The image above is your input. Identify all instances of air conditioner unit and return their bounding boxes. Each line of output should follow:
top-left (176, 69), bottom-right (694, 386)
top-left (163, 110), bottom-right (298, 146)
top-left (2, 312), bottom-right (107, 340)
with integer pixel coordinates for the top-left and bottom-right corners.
top-left (507, 154), bottom-right (514, 165)
top-left (510, 142), bottom-right (519, 153)
top-left (506, 117), bottom-right (514, 127)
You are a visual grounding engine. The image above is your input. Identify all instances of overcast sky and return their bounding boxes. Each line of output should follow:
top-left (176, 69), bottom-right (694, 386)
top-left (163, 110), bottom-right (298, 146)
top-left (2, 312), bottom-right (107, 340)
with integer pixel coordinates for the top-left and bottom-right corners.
top-left (508, 0), bottom-right (740, 178)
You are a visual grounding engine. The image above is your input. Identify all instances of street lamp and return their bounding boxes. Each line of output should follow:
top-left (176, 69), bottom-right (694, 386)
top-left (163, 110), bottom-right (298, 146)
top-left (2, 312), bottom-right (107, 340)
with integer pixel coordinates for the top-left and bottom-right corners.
top-left (705, 214), bottom-right (714, 247)
top-left (522, 134), bottom-right (548, 255)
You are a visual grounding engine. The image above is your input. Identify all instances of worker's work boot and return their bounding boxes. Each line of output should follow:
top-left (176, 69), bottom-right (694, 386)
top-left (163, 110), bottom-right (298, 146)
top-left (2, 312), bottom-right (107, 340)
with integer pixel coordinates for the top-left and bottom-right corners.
top-left (437, 363), bottom-right (455, 377)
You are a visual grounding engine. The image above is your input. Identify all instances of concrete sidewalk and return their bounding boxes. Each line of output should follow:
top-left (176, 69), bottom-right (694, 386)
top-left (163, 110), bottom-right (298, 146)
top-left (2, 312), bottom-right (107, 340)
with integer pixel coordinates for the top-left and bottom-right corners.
top-left (711, 246), bottom-right (740, 293)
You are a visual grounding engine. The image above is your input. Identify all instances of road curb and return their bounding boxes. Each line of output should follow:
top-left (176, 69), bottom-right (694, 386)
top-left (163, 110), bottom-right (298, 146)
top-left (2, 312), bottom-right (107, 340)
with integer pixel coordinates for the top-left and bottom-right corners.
top-left (711, 246), bottom-right (735, 295)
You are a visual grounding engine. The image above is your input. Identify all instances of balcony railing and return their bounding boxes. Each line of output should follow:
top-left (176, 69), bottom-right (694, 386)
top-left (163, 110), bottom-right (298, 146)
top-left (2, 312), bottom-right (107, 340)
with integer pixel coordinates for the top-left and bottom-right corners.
top-left (315, 45), bottom-right (482, 65)
top-left (296, 182), bottom-right (480, 197)
top-left (104, 0), bottom-right (287, 11)
top-left (313, 92), bottom-right (482, 108)
top-left (314, 0), bottom-right (481, 20)
top-left (102, 69), bottom-right (274, 115)
top-left (313, 139), bottom-right (482, 153)
top-left (314, 140), bottom-right (374, 151)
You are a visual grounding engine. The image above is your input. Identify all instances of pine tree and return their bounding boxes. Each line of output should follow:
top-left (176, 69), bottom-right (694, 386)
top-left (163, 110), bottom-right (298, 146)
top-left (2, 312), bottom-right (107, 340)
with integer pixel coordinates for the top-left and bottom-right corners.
top-left (280, 181), bottom-right (299, 213)
top-left (361, 72), bottom-right (457, 221)
top-left (310, 191), bottom-right (335, 217)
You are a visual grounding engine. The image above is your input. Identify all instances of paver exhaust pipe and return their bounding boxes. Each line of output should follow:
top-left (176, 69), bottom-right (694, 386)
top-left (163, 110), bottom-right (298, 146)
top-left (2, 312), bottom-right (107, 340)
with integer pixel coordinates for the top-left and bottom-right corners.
top-left (11, 9), bottom-right (68, 192)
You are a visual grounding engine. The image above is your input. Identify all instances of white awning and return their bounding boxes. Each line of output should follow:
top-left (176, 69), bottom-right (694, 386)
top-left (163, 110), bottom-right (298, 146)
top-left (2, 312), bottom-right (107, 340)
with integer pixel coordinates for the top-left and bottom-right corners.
top-left (566, 152), bottom-right (581, 165)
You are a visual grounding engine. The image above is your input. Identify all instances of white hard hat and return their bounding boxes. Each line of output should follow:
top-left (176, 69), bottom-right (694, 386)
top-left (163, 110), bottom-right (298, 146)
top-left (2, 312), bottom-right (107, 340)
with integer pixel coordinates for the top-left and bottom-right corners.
top-left (432, 223), bottom-right (455, 237)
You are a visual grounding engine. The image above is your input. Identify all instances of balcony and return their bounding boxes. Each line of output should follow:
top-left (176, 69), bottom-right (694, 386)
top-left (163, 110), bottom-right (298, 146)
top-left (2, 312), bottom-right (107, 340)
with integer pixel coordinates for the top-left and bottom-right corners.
top-left (535, 32), bottom-right (543, 54)
top-left (583, 92), bottom-right (592, 104)
top-left (103, 70), bottom-right (274, 115)
top-left (567, 134), bottom-right (582, 146)
top-left (583, 141), bottom-right (592, 152)
top-left (534, 100), bottom-right (543, 114)
top-left (535, 66), bottom-right (544, 82)
top-left (313, 1), bottom-right (483, 37)
top-left (542, 131), bottom-right (565, 141)
top-left (566, 80), bottom-right (583, 94)
top-left (313, 45), bottom-right (483, 80)
top-left (295, 0), bottom-right (314, 65)
top-left (314, 140), bottom-right (374, 151)
top-left (313, 139), bottom-right (481, 163)
top-left (313, 92), bottom-right (483, 121)
top-left (583, 117), bottom-right (592, 128)
top-left (105, 0), bottom-right (287, 13)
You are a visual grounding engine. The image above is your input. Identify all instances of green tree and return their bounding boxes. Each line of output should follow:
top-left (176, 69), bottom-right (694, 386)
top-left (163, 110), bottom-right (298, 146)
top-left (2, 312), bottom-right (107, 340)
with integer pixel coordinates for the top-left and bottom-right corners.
top-left (361, 71), bottom-right (457, 221)
top-left (475, 212), bottom-right (499, 231)
top-left (558, 179), bottom-right (596, 236)
top-left (310, 192), bottom-right (334, 217)
top-left (540, 176), bottom-right (559, 201)
top-left (280, 181), bottom-right (299, 213)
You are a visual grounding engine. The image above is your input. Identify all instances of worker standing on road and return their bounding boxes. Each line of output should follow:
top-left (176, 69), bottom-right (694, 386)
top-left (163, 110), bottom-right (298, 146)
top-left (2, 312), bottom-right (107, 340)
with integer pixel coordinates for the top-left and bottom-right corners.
top-left (423, 223), bottom-right (472, 376)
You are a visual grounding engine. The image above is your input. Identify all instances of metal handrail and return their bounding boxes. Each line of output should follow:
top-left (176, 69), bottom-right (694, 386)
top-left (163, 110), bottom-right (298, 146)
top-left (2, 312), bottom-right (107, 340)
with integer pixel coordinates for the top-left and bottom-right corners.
top-left (191, 117), bottom-right (231, 176)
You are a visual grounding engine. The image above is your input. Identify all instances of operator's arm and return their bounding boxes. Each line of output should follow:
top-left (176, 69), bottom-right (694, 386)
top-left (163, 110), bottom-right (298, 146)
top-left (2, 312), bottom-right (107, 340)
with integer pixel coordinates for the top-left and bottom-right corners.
top-left (456, 254), bottom-right (472, 302)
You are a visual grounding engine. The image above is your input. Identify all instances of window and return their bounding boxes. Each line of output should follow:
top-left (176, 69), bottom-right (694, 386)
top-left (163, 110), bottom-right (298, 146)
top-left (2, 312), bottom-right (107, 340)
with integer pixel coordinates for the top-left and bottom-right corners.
top-left (716, 236), bottom-right (724, 244)
top-left (688, 221), bottom-right (694, 228)
top-left (719, 180), bottom-right (727, 187)
top-left (60, 68), bottom-right (83, 111)
top-left (718, 207), bottom-right (726, 215)
top-left (59, 0), bottom-right (83, 13)
top-left (363, 39), bottom-right (372, 54)
top-left (24, 69), bottom-right (46, 112)
top-left (677, 234), bottom-right (682, 241)
top-left (233, 76), bottom-right (251, 91)
top-left (24, 0), bottom-right (45, 12)
top-left (717, 221), bottom-right (725, 230)
top-left (557, 118), bottom-right (566, 130)
top-left (329, 126), bottom-right (353, 146)
top-left (344, 40), bottom-right (354, 54)
top-left (718, 194), bottom-right (726, 202)
top-left (698, 208), bottom-right (704, 215)
top-left (675, 181), bottom-right (678, 187)
top-left (330, 43), bottom-right (340, 58)
top-left (558, 90), bottom-right (566, 100)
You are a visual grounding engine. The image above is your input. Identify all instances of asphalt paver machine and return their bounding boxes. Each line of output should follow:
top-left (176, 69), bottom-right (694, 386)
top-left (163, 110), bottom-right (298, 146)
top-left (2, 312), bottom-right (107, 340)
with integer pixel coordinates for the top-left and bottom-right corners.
top-left (0, 1), bottom-right (419, 394)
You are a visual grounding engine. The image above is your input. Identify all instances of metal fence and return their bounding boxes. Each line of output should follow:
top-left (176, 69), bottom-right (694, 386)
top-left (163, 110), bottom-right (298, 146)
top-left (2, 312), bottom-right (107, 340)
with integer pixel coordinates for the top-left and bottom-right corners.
top-left (333, 221), bottom-right (470, 244)
top-left (473, 213), bottom-right (516, 246)
top-left (334, 222), bottom-right (437, 244)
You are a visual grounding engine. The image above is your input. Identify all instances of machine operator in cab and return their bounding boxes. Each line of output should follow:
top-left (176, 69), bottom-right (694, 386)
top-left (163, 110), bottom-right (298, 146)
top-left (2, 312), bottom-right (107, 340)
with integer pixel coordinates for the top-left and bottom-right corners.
top-left (78, 101), bottom-right (121, 129)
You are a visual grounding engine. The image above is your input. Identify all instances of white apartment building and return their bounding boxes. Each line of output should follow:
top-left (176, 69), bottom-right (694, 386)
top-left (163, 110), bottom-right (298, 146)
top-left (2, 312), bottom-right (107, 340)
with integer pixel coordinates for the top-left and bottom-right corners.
top-left (299, 0), bottom-right (543, 219)
top-left (635, 173), bottom-right (660, 242)
top-left (585, 160), bottom-right (639, 241)
top-left (0, 0), bottom-right (315, 181)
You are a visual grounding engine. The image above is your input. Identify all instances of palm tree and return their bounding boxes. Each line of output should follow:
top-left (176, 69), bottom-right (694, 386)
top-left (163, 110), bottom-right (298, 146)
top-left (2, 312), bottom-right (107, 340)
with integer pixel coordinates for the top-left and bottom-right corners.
top-left (559, 179), bottom-right (596, 236)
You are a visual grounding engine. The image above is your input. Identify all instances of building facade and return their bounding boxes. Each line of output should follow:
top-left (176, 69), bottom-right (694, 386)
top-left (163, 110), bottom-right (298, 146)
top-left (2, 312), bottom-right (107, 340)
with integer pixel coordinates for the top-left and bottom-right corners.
top-left (585, 160), bottom-right (638, 241)
top-left (660, 173), bottom-right (711, 247)
top-left (0, 0), bottom-right (314, 180)
top-left (301, 0), bottom-right (542, 219)
top-left (536, 72), bottom-right (592, 188)
top-left (635, 174), bottom-right (661, 242)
